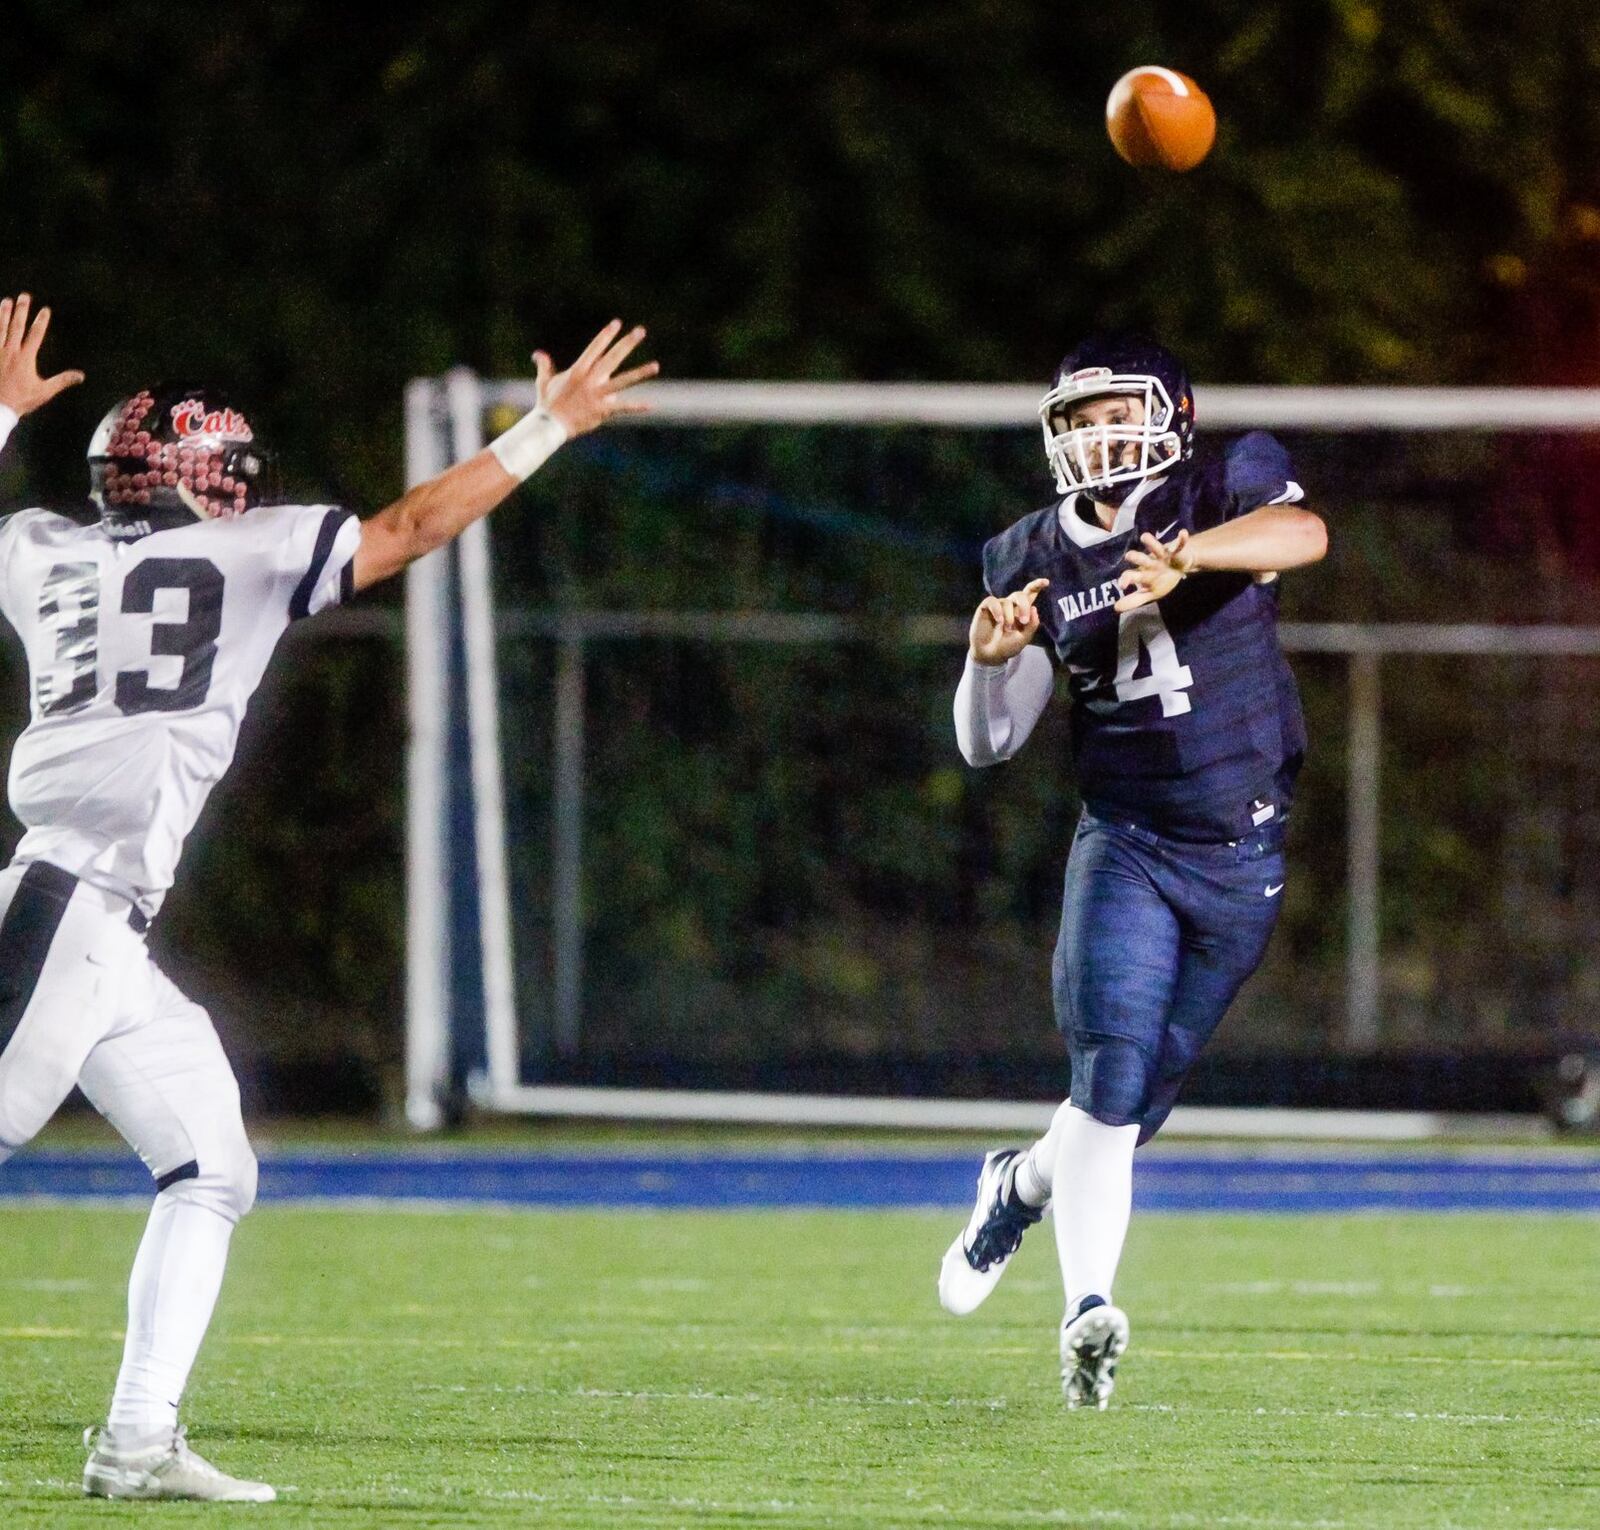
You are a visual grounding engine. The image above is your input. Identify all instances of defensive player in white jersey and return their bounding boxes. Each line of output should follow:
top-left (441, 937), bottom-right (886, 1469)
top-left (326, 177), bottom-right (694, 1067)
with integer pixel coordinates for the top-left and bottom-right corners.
top-left (0, 293), bottom-right (656, 1501)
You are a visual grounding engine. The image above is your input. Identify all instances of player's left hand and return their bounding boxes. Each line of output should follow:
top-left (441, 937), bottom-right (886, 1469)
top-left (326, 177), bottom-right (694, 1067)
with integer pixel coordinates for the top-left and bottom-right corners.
top-left (534, 319), bottom-right (659, 438)
top-left (0, 294), bottom-right (85, 418)
top-left (1115, 529), bottom-right (1197, 612)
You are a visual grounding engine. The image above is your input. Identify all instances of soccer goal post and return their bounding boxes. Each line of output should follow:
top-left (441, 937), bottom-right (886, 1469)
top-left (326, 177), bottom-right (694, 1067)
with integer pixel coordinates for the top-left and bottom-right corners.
top-left (403, 378), bottom-right (1600, 1135)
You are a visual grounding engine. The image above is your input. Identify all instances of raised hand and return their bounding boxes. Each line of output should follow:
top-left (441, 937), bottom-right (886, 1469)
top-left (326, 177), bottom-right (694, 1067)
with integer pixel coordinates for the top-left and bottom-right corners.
top-left (536, 319), bottom-right (658, 438)
top-left (1115, 528), bottom-right (1197, 612)
top-left (969, 577), bottom-right (1050, 667)
top-left (0, 294), bottom-right (85, 418)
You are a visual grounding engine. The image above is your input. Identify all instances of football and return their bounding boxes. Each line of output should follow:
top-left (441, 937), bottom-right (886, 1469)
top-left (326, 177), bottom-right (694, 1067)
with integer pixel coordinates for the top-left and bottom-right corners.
top-left (1105, 66), bottom-right (1216, 171)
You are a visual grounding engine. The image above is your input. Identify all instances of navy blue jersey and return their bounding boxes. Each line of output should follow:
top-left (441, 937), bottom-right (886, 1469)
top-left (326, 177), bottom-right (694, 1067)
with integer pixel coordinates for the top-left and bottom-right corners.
top-left (982, 432), bottom-right (1308, 843)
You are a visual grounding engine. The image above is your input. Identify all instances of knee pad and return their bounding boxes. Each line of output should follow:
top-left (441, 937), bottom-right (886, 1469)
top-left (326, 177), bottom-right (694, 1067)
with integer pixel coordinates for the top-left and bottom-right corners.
top-left (159, 1134), bottom-right (257, 1223)
top-left (1069, 1033), bottom-right (1155, 1128)
top-left (1135, 1027), bottom-right (1213, 1145)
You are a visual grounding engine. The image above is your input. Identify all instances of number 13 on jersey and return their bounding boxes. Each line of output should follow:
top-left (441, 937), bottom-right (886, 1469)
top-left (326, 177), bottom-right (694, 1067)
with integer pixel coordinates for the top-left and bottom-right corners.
top-left (35, 557), bottom-right (225, 718)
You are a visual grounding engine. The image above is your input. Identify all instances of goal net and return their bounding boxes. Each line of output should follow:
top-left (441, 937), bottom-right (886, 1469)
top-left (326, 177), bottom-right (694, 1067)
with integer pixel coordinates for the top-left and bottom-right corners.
top-left (402, 378), bottom-right (1600, 1131)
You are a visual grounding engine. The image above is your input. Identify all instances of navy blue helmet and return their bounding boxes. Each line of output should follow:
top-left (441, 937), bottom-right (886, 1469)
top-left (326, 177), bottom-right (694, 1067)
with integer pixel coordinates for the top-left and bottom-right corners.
top-left (1039, 334), bottom-right (1195, 505)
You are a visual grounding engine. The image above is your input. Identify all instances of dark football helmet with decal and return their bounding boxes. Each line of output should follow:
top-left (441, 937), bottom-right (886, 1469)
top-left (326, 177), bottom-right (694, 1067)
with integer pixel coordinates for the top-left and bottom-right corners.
top-left (88, 383), bottom-right (275, 530)
top-left (1038, 334), bottom-right (1196, 506)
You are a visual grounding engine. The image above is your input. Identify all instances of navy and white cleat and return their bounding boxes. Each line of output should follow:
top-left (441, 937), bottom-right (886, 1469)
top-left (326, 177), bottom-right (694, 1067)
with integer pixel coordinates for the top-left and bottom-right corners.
top-left (1060, 1296), bottom-right (1129, 1410)
top-left (937, 1148), bottom-right (1044, 1315)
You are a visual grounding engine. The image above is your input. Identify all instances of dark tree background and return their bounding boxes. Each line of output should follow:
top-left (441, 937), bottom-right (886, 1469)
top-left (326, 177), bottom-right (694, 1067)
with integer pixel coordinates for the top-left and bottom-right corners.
top-left (5, 1), bottom-right (1600, 1114)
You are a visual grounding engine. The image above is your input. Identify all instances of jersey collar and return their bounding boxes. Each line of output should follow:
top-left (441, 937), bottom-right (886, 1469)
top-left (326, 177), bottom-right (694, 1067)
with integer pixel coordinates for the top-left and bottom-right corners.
top-left (98, 504), bottom-right (200, 541)
top-left (1056, 475), bottom-right (1166, 549)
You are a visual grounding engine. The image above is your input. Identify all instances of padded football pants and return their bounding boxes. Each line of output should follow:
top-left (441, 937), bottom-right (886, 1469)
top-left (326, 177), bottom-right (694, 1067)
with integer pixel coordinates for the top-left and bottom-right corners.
top-left (1053, 808), bottom-right (1285, 1145)
top-left (0, 859), bottom-right (256, 1220)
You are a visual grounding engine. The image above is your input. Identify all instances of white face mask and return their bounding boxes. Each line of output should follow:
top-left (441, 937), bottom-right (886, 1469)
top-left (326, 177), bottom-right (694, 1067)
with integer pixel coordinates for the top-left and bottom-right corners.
top-left (1038, 370), bottom-right (1182, 498)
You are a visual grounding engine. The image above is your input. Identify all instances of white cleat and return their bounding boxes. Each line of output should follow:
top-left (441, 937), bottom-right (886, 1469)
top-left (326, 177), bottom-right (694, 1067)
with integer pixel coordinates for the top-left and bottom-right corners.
top-left (1060, 1299), bottom-right (1130, 1411)
top-left (938, 1148), bottom-right (1044, 1316)
top-left (83, 1425), bottom-right (277, 1502)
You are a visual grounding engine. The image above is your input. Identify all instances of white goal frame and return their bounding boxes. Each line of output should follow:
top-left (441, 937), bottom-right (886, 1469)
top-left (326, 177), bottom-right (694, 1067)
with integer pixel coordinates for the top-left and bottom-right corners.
top-left (403, 378), bottom-right (1600, 1135)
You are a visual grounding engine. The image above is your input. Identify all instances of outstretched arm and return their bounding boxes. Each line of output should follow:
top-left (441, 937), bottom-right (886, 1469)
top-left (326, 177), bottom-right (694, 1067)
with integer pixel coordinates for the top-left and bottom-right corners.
top-left (351, 319), bottom-right (657, 593)
top-left (1114, 504), bottom-right (1327, 612)
top-left (0, 293), bottom-right (86, 456)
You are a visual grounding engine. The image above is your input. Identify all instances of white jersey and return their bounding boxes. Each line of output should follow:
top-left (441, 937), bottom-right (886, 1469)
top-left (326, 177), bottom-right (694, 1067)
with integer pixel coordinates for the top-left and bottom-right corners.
top-left (0, 501), bottom-right (360, 917)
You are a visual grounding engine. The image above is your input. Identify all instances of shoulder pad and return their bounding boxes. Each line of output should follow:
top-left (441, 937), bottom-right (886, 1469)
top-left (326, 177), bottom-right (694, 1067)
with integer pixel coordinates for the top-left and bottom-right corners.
top-left (3, 507), bottom-right (84, 538)
top-left (982, 505), bottom-right (1056, 597)
top-left (1223, 431), bottom-right (1298, 506)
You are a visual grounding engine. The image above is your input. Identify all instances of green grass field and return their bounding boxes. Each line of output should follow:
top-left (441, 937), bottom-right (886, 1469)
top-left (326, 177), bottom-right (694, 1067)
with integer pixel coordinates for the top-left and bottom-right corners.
top-left (0, 1206), bottom-right (1595, 1528)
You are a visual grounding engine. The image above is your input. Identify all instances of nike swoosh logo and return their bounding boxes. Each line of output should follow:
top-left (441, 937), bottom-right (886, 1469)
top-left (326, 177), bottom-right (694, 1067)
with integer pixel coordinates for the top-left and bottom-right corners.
top-left (1155, 520), bottom-right (1180, 540)
top-left (1264, 884), bottom-right (1284, 898)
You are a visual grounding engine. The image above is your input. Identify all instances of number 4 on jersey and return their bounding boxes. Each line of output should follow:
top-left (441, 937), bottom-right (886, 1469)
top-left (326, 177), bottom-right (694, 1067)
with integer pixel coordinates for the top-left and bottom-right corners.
top-left (1113, 606), bottom-right (1194, 717)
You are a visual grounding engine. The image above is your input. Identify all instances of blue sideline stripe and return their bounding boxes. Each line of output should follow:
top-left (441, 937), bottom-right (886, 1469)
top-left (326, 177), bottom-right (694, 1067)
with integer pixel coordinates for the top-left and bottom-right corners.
top-left (2, 1151), bottom-right (1599, 1211)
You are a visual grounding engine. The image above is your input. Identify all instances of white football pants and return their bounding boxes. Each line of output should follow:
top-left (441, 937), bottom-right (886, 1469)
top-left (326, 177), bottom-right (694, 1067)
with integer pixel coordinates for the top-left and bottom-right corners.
top-left (0, 859), bottom-right (257, 1445)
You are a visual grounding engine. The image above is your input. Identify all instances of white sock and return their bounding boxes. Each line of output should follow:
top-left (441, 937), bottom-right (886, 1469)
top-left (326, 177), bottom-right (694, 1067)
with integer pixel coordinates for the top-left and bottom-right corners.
top-left (1050, 1104), bottom-right (1139, 1315)
top-left (1015, 1098), bottom-right (1074, 1207)
top-left (105, 1196), bottom-right (235, 1450)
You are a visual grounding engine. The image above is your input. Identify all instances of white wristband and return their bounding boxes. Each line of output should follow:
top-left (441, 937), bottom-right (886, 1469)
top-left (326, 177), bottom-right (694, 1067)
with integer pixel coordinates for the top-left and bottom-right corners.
top-left (488, 407), bottom-right (567, 482)
top-left (0, 404), bottom-right (18, 456)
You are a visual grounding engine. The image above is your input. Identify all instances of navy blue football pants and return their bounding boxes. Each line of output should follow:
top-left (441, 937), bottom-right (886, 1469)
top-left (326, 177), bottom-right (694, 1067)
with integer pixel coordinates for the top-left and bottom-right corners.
top-left (1053, 808), bottom-right (1285, 1145)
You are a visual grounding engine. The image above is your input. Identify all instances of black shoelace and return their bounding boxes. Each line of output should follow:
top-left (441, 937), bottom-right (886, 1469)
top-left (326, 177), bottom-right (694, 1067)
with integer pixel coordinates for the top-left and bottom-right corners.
top-left (967, 1187), bottom-right (1043, 1271)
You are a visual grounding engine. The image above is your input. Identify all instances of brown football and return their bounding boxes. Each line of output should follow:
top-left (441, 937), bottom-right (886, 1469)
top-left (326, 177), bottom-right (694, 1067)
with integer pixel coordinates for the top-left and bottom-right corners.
top-left (1106, 67), bottom-right (1216, 172)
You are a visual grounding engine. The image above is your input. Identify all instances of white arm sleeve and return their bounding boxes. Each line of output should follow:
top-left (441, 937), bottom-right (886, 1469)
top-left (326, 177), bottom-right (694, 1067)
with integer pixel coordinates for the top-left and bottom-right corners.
top-left (0, 405), bottom-right (17, 456)
top-left (953, 644), bottom-right (1055, 766)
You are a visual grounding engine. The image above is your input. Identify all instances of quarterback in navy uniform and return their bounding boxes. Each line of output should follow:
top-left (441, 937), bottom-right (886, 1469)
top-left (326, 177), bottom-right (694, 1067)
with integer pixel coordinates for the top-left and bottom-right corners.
top-left (936, 334), bottom-right (1327, 1408)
